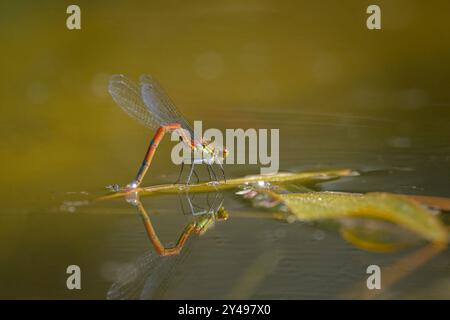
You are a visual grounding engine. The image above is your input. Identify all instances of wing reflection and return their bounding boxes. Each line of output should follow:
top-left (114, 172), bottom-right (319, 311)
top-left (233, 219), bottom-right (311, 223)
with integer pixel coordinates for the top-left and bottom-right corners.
top-left (106, 191), bottom-right (228, 299)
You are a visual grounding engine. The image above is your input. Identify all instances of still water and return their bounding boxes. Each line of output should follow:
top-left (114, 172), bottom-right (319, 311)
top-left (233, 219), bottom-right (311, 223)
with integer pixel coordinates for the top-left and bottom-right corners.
top-left (0, 1), bottom-right (449, 299)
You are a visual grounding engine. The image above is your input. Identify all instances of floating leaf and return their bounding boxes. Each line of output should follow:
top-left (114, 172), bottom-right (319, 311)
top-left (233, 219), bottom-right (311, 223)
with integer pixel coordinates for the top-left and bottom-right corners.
top-left (339, 218), bottom-right (420, 252)
top-left (272, 191), bottom-right (448, 244)
top-left (96, 168), bottom-right (357, 201)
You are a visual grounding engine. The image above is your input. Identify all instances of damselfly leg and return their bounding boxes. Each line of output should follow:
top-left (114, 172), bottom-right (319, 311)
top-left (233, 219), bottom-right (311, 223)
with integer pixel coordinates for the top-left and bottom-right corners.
top-left (175, 161), bottom-right (200, 185)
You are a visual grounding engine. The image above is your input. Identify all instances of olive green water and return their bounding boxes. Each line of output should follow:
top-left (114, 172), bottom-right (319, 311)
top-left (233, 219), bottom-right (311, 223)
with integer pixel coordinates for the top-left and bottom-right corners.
top-left (1, 1), bottom-right (450, 299)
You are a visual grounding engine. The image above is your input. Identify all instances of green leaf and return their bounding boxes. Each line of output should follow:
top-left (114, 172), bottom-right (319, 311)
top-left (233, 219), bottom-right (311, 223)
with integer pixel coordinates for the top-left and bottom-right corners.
top-left (276, 192), bottom-right (448, 244)
top-left (96, 168), bottom-right (356, 201)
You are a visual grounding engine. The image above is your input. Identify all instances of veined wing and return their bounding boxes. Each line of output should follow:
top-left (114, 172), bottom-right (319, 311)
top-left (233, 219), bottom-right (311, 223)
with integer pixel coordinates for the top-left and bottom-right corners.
top-left (140, 74), bottom-right (194, 135)
top-left (108, 74), bottom-right (161, 129)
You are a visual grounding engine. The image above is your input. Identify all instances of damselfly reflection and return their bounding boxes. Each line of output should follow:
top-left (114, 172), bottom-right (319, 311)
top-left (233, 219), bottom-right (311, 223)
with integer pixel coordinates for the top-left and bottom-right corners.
top-left (125, 191), bottom-right (228, 256)
top-left (106, 191), bottom-right (227, 299)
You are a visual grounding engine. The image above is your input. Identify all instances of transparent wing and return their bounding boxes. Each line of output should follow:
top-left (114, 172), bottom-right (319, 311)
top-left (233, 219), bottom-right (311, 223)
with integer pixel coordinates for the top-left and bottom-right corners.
top-left (140, 74), bottom-right (194, 135)
top-left (108, 74), bottom-right (161, 129)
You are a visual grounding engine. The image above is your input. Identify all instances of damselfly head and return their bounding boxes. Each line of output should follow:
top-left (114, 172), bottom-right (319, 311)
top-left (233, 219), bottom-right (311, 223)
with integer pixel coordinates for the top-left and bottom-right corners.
top-left (216, 207), bottom-right (229, 220)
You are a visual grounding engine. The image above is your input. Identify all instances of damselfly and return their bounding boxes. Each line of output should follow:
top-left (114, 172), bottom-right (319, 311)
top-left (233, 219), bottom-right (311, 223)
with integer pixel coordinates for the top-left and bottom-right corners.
top-left (108, 74), bottom-right (227, 189)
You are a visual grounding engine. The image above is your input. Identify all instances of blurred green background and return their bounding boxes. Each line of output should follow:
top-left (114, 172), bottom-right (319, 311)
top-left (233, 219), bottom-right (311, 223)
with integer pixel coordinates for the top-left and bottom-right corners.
top-left (0, 0), bottom-right (449, 299)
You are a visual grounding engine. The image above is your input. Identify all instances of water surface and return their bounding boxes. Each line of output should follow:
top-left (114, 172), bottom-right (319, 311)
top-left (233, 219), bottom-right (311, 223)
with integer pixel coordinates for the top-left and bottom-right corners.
top-left (1, 0), bottom-right (450, 299)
